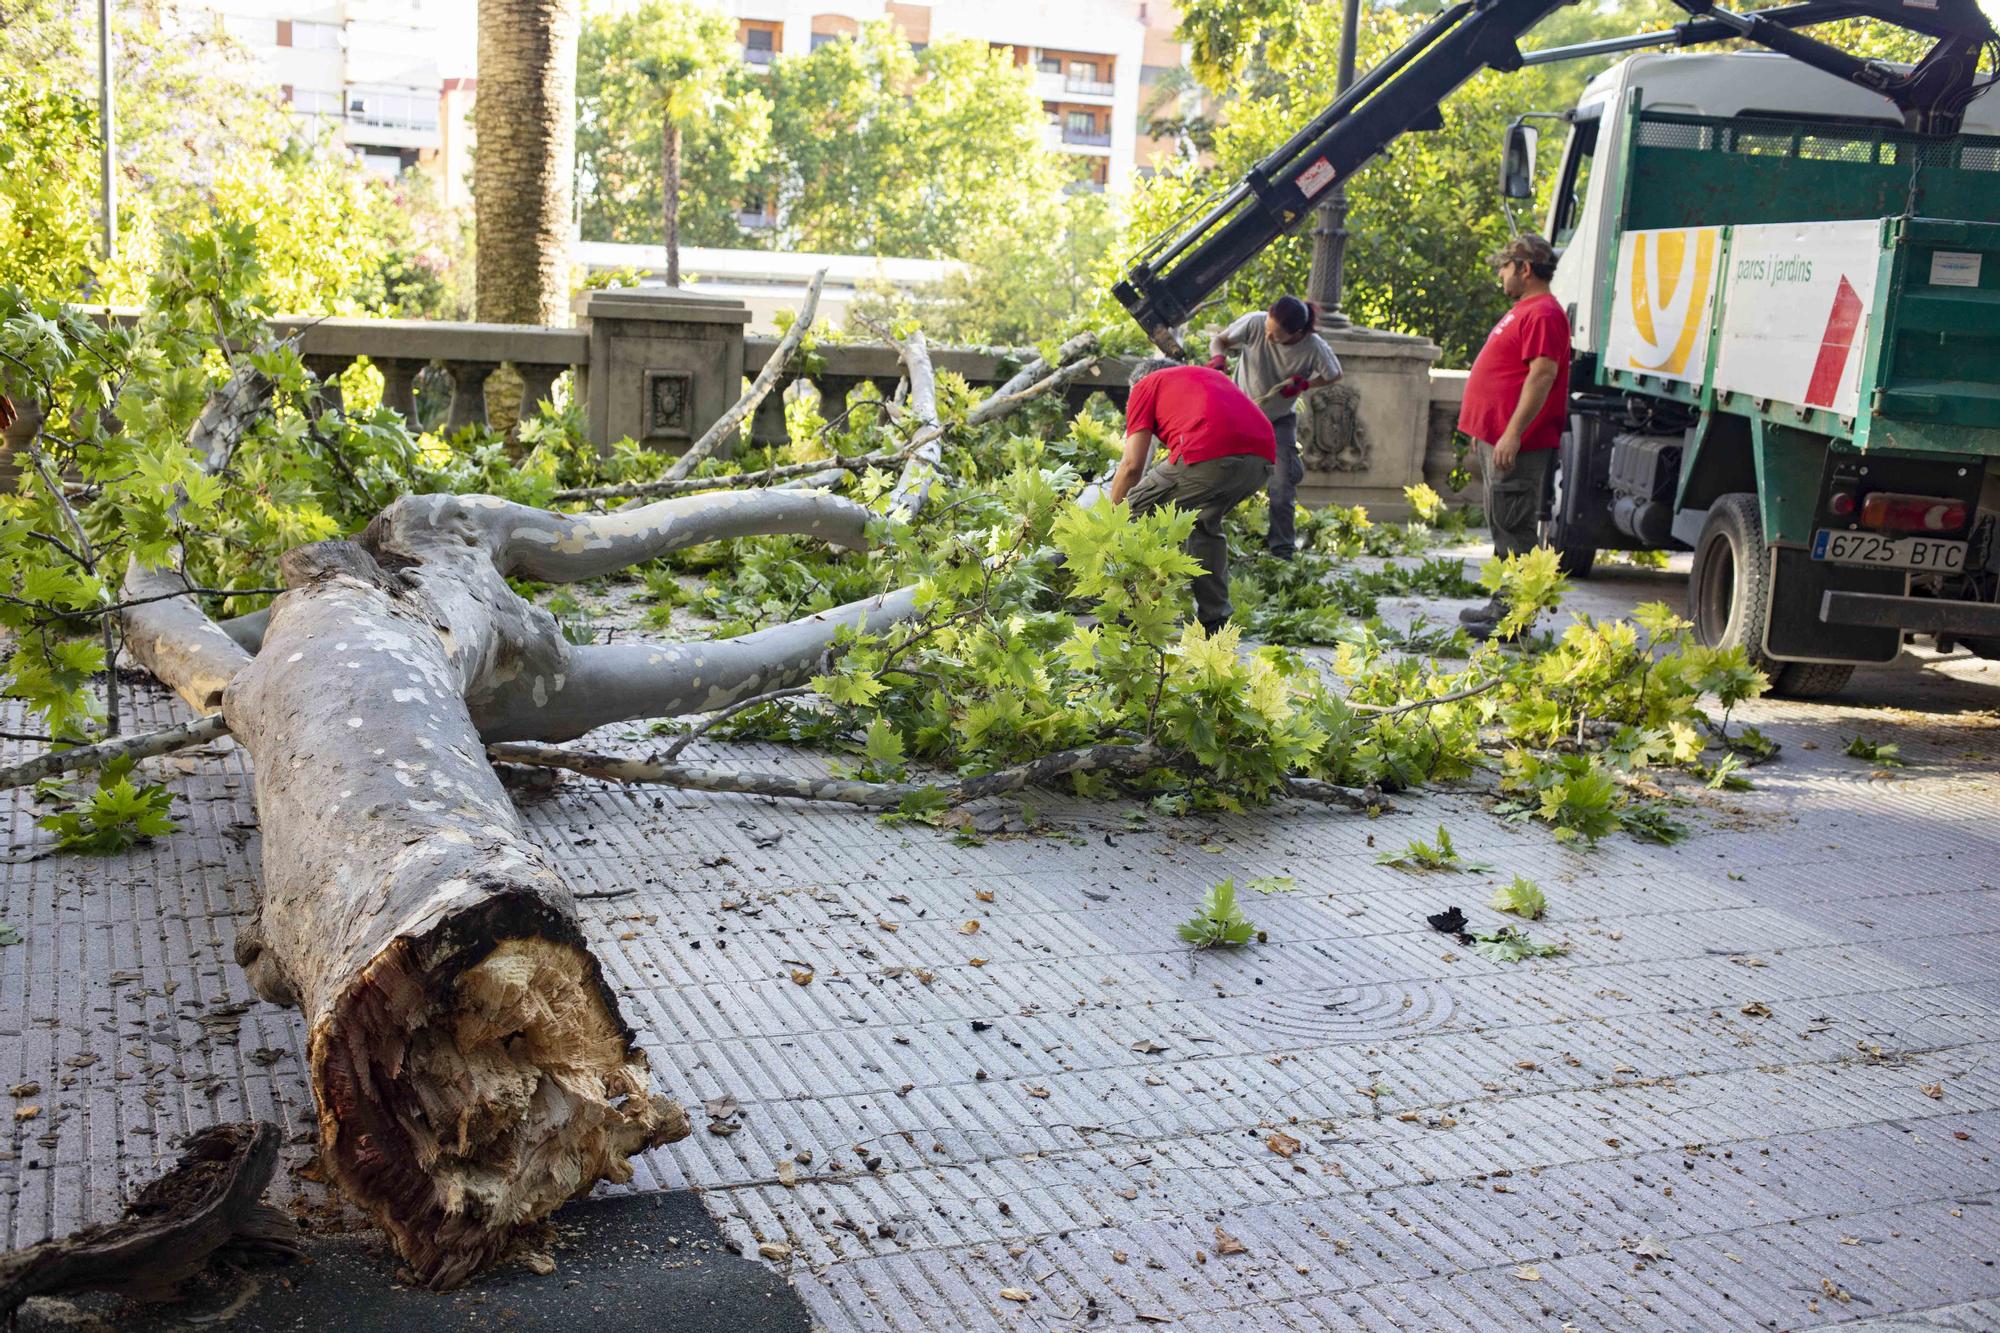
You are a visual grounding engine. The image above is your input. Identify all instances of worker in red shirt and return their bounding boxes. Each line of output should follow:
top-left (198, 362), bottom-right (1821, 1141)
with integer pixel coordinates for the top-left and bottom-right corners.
top-left (1456, 233), bottom-right (1571, 639)
top-left (1111, 359), bottom-right (1276, 635)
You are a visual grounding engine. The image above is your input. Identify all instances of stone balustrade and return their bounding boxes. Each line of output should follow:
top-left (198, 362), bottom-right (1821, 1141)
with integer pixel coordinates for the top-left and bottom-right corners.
top-left (272, 317), bottom-right (587, 434)
top-left (4, 285), bottom-right (1484, 521)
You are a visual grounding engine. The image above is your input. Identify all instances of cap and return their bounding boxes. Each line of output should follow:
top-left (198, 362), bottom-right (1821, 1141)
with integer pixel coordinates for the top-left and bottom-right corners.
top-left (1487, 233), bottom-right (1557, 269)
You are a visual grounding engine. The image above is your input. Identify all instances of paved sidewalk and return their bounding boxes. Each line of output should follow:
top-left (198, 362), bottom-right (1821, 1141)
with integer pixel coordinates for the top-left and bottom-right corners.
top-left (4, 552), bottom-right (1998, 1330)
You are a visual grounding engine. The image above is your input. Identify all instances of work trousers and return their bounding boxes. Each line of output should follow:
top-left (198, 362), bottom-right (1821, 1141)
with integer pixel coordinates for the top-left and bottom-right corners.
top-left (1481, 443), bottom-right (1555, 559)
top-left (1266, 415), bottom-right (1305, 557)
top-left (1126, 453), bottom-right (1274, 628)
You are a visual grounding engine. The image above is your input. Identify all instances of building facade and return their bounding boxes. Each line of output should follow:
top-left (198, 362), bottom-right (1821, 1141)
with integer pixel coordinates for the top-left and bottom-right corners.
top-left (206, 0), bottom-right (446, 178)
top-left (699, 0), bottom-right (1190, 194)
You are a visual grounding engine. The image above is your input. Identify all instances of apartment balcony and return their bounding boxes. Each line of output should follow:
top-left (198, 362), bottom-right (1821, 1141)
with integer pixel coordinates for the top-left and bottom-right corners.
top-left (1036, 70), bottom-right (1114, 102)
top-left (1060, 126), bottom-right (1113, 150)
top-left (742, 46), bottom-right (775, 67)
top-left (736, 210), bottom-right (776, 230)
top-left (1064, 179), bottom-right (1107, 195)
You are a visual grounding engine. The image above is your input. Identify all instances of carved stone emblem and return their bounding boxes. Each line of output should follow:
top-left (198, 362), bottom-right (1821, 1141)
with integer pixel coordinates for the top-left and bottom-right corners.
top-left (646, 372), bottom-right (693, 438)
top-left (1299, 382), bottom-right (1369, 473)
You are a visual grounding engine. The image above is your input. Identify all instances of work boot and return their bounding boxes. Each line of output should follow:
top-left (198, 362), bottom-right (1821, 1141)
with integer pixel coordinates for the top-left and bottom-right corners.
top-left (1465, 615), bottom-right (1528, 644)
top-left (1459, 597), bottom-right (1504, 625)
top-left (1199, 617), bottom-right (1230, 637)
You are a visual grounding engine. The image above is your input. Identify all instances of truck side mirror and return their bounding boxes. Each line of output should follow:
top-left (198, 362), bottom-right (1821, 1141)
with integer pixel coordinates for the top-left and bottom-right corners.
top-left (1501, 122), bottom-right (1538, 201)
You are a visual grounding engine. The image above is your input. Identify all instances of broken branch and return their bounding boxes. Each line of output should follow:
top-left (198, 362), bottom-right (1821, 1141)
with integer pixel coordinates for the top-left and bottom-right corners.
top-left (660, 267), bottom-right (826, 483)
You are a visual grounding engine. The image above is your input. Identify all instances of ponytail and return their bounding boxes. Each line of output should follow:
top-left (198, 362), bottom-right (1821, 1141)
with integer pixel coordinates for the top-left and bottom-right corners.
top-left (1269, 295), bottom-right (1317, 336)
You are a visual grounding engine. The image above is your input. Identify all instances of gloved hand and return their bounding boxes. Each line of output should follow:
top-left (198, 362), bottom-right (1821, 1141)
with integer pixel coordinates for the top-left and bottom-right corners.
top-left (1206, 354), bottom-right (1229, 372)
top-left (1278, 375), bottom-right (1311, 398)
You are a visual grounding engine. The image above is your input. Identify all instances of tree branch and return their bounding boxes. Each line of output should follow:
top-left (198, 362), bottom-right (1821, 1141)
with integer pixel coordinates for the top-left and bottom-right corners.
top-left (0, 713), bottom-right (232, 791)
top-left (486, 737), bottom-right (1388, 814)
top-left (660, 267), bottom-right (826, 483)
top-left (549, 444), bottom-right (905, 504)
top-left (1347, 676), bottom-right (1502, 718)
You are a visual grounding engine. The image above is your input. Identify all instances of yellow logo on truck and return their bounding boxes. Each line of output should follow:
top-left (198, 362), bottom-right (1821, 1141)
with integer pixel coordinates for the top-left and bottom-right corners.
top-left (1626, 228), bottom-right (1719, 374)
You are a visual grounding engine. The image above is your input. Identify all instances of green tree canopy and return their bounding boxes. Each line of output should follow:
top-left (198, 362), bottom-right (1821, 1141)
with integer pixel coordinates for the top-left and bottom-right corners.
top-left (577, 14), bottom-right (1071, 261)
top-left (576, 1), bottom-right (773, 257)
top-left (0, 0), bottom-right (458, 313)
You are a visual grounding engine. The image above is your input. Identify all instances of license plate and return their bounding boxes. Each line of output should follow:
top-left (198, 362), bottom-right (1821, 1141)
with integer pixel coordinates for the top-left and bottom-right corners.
top-left (1811, 528), bottom-right (1966, 572)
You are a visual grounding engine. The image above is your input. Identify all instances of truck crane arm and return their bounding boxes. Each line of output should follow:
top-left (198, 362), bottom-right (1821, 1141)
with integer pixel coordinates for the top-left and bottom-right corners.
top-left (1113, 0), bottom-right (1998, 356)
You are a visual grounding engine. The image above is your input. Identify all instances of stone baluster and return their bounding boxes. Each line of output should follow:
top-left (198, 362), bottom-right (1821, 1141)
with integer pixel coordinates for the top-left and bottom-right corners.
top-left (516, 363), bottom-right (564, 422)
top-left (375, 357), bottom-right (425, 427)
top-left (749, 372), bottom-right (794, 446)
top-left (444, 361), bottom-right (495, 433)
top-left (302, 355), bottom-right (351, 415)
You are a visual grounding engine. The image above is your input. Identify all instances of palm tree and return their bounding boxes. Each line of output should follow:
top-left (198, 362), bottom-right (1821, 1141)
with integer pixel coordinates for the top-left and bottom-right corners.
top-left (475, 0), bottom-right (582, 323)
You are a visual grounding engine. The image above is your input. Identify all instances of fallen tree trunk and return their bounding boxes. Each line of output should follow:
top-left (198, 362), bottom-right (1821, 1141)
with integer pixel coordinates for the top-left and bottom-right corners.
top-left (100, 331), bottom-right (944, 1286)
top-left (0, 1122), bottom-right (300, 1316)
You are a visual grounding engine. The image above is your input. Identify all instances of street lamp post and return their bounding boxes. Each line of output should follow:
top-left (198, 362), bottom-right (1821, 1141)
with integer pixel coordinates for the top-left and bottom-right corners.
top-left (1306, 0), bottom-right (1360, 328)
top-left (98, 0), bottom-right (116, 265)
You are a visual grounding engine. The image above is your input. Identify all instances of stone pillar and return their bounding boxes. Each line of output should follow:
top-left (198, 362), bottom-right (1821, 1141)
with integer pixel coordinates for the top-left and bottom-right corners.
top-left (574, 287), bottom-right (749, 456)
top-left (1295, 326), bottom-right (1442, 520)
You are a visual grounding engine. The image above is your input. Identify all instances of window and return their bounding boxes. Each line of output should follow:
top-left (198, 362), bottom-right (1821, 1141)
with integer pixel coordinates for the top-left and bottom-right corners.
top-left (810, 32), bottom-right (837, 50)
top-left (744, 28), bottom-right (774, 51)
top-left (1548, 112), bottom-right (1599, 245)
top-left (1068, 61), bottom-right (1095, 81)
top-left (1037, 55), bottom-right (1060, 73)
top-left (348, 89), bottom-right (439, 133)
top-left (1066, 111), bottom-right (1095, 135)
top-left (292, 20), bottom-right (340, 50)
top-left (289, 88), bottom-right (342, 116)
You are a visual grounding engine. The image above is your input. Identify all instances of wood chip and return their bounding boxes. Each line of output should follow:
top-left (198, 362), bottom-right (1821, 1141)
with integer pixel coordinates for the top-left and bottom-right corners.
top-left (1513, 1264), bottom-right (1542, 1281)
top-left (975, 889), bottom-right (995, 903)
top-left (959, 920), bottom-right (981, 935)
top-left (1212, 1226), bottom-right (1246, 1256)
top-left (1921, 1082), bottom-right (1944, 1099)
top-left (1025, 1086), bottom-right (1050, 1099)
top-left (999, 1287), bottom-right (1031, 1303)
top-left (791, 968), bottom-right (814, 985)
top-left (1265, 1131), bottom-right (1301, 1159)
top-left (757, 1241), bottom-right (792, 1262)
top-left (14, 1105), bottom-right (41, 1121)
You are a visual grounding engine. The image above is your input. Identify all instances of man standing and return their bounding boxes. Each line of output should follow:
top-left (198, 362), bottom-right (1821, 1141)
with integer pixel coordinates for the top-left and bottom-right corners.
top-left (1208, 295), bottom-right (1343, 559)
top-left (1456, 234), bottom-right (1571, 639)
top-left (1111, 359), bottom-right (1276, 635)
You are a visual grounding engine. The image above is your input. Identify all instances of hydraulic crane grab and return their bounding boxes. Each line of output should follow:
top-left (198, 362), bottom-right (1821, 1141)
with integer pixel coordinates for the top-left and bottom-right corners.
top-left (1112, 0), bottom-right (1999, 356)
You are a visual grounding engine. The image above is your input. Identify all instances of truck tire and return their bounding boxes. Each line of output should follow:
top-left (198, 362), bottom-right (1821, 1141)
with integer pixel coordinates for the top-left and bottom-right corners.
top-left (1688, 494), bottom-right (1853, 698)
top-left (1542, 425), bottom-right (1598, 579)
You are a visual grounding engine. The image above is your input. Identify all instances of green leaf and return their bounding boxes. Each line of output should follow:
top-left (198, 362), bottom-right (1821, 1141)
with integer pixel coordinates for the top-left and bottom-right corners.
top-left (1177, 879), bottom-right (1260, 949)
top-left (1469, 926), bottom-right (1568, 963)
top-left (1488, 875), bottom-right (1546, 920)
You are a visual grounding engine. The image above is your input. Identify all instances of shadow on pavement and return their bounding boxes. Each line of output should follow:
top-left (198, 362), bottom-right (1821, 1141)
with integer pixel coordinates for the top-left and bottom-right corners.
top-left (14, 1191), bottom-right (809, 1333)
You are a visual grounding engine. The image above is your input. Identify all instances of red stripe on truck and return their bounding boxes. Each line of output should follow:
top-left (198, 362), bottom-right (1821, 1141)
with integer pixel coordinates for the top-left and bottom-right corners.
top-left (1804, 276), bottom-right (1863, 408)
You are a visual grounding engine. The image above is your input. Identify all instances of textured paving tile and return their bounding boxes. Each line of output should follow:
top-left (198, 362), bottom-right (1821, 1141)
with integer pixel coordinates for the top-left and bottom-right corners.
top-left (4, 549), bottom-right (1999, 1330)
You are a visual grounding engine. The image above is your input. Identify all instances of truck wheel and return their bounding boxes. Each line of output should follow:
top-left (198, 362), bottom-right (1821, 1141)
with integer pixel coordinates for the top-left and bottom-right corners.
top-left (1689, 494), bottom-right (1853, 698)
top-left (1542, 429), bottom-right (1597, 579)
top-left (1771, 660), bottom-right (1855, 697)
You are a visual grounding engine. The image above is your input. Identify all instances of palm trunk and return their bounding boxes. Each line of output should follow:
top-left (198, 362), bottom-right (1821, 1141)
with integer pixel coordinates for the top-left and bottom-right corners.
top-left (475, 0), bottom-right (581, 323)
top-left (662, 115), bottom-right (682, 288)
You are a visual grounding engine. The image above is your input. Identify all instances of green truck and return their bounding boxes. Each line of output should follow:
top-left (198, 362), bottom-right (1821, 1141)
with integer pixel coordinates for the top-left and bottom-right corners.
top-left (1114, 0), bottom-right (2000, 696)
top-left (1531, 50), bottom-right (2000, 695)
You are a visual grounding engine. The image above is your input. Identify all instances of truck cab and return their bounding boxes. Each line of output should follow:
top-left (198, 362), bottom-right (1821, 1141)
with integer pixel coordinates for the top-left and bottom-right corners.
top-left (1522, 50), bottom-right (2000, 695)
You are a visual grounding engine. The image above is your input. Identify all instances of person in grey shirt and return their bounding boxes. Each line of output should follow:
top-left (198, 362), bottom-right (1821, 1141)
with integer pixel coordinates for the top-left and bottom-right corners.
top-left (1207, 296), bottom-right (1343, 559)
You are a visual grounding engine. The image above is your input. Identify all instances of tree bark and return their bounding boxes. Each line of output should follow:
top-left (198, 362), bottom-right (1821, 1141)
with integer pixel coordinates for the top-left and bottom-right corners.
top-left (0, 1122), bottom-right (300, 1315)
top-left (475, 0), bottom-right (581, 324)
top-left (662, 115), bottom-right (682, 288)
